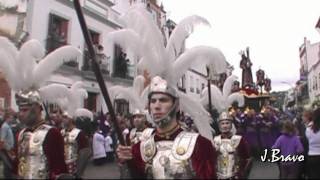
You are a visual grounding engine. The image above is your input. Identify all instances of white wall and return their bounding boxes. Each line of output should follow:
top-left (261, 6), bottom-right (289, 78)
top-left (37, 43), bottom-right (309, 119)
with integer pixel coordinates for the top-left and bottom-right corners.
top-left (305, 40), bottom-right (320, 102)
top-left (27, 0), bottom-right (119, 69)
top-left (185, 70), bottom-right (207, 99)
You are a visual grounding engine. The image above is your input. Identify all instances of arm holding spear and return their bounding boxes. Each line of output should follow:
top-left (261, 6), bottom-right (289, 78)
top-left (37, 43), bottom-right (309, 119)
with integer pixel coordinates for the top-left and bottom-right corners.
top-left (73, 0), bottom-right (133, 177)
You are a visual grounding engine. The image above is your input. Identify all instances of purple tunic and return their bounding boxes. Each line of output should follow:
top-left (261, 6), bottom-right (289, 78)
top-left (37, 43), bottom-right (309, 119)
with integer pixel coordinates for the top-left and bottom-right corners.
top-left (242, 114), bottom-right (259, 149)
top-left (260, 115), bottom-right (280, 149)
top-left (272, 134), bottom-right (304, 165)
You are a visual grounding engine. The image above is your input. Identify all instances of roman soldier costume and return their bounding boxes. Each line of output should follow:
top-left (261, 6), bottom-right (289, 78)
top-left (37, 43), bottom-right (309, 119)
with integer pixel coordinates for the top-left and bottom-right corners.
top-left (128, 76), bottom-right (217, 179)
top-left (111, 4), bottom-right (230, 179)
top-left (128, 109), bottom-right (151, 145)
top-left (0, 37), bottom-right (80, 179)
top-left (213, 112), bottom-right (251, 179)
top-left (61, 108), bottom-right (91, 176)
top-left (43, 81), bottom-right (92, 177)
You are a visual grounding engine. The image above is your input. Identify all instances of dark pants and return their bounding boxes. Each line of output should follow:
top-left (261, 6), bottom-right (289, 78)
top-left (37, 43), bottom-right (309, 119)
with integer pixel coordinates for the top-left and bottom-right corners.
top-left (0, 151), bottom-right (13, 178)
top-left (93, 157), bottom-right (107, 166)
top-left (106, 152), bottom-right (114, 163)
top-left (280, 163), bottom-right (300, 179)
top-left (307, 155), bottom-right (320, 179)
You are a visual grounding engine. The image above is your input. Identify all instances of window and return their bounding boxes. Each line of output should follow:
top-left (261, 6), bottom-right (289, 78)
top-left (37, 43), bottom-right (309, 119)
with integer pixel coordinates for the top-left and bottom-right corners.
top-left (190, 76), bottom-right (194, 92)
top-left (202, 83), bottom-right (205, 90)
top-left (113, 45), bottom-right (129, 78)
top-left (82, 30), bottom-right (100, 71)
top-left (114, 99), bottom-right (129, 115)
top-left (46, 14), bottom-right (68, 53)
top-left (196, 79), bottom-right (200, 94)
top-left (84, 92), bottom-right (97, 112)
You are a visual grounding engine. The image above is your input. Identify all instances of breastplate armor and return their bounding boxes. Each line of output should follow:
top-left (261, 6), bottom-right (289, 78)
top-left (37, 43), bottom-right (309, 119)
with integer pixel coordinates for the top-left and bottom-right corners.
top-left (213, 135), bottom-right (242, 179)
top-left (18, 124), bottom-right (52, 179)
top-left (61, 128), bottom-right (81, 174)
top-left (140, 130), bottom-right (198, 179)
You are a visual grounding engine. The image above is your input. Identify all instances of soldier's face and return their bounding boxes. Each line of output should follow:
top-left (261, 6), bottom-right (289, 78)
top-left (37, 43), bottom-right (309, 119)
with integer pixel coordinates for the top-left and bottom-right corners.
top-left (133, 114), bottom-right (145, 129)
top-left (219, 120), bottom-right (232, 133)
top-left (62, 115), bottom-right (72, 127)
top-left (18, 104), bottom-right (39, 126)
top-left (149, 93), bottom-right (174, 122)
top-left (51, 111), bottom-right (62, 126)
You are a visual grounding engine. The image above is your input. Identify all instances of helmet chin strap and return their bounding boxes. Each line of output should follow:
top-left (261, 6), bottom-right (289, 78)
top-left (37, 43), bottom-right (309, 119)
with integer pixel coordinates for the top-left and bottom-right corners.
top-left (151, 100), bottom-right (179, 128)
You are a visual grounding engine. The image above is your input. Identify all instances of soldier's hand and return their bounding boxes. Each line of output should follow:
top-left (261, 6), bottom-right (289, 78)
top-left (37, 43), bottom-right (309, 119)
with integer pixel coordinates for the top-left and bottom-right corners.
top-left (116, 145), bottom-right (133, 163)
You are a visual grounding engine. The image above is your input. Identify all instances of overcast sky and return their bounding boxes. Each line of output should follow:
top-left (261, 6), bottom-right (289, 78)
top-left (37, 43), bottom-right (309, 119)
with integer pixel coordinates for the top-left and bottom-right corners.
top-left (161, 0), bottom-right (320, 91)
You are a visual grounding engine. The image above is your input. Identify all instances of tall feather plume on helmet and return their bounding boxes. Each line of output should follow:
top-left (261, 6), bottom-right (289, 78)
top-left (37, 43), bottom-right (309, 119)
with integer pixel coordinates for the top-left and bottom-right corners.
top-left (105, 5), bottom-right (228, 141)
top-left (39, 81), bottom-right (92, 121)
top-left (0, 36), bottom-right (81, 101)
top-left (200, 75), bottom-right (245, 113)
top-left (108, 75), bottom-right (145, 113)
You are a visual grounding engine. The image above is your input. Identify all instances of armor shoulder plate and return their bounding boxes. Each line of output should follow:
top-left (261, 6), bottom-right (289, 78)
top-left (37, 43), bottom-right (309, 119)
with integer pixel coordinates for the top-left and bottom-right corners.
top-left (140, 133), bottom-right (156, 163)
top-left (231, 135), bottom-right (242, 148)
top-left (172, 131), bottom-right (199, 161)
top-left (213, 135), bottom-right (222, 149)
top-left (70, 128), bottom-right (81, 140)
top-left (18, 128), bottom-right (27, 142)
top-left (141, 128), bottom-right (154, 141)
top-left (129, 128), bottom-right (137, 141)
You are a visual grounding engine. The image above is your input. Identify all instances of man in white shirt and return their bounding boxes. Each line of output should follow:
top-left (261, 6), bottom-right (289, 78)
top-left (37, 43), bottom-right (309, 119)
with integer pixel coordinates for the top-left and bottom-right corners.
top-left (105, 132), bottom-right (114, 163)
top-left (92, 127), bottom-right (107, 166)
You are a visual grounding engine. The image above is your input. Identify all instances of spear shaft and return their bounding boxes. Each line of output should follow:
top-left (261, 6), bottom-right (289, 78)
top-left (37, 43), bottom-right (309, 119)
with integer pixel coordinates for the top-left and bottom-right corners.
top-left (73, 0), bottom-right (125, 145)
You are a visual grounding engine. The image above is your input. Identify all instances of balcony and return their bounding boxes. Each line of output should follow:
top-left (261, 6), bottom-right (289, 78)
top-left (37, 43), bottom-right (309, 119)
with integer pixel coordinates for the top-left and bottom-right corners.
top-left (59, 0), bottom-right (122, 28)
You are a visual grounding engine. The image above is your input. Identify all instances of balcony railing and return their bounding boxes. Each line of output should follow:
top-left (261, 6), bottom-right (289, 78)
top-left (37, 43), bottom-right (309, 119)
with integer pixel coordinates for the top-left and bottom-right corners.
top-left (82, 50), bottom-right (109, 74)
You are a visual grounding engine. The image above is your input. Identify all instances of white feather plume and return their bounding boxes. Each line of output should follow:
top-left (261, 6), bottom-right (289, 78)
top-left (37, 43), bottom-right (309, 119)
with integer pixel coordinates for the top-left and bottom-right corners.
top-left (201, 76), bottom-right (245, 113)
top-left (108, 7), bottom-right (230, 139)
top-left (18, 39), bottom-right (44, 88)
top-left (227, 93), bottom-right (245, 108)
top-left (222, 75), bottom-right (238, 98)
top-left (168, 46), bottom-right (227, 85)
top-left (106, 29), bottom-right (144, 59)
top-left (39, 84), bottom-right (71, 103)
top-left (0, 49), bottom-right (19, 90)
top-left (0, 37), bottom-right (80, 94)
top-left (109, 85), bottom-right (144, 112)
top-left (133, 75), bottom-right (145, 96)
top-left (120, 5), bottom-right (165, 74)
top-left (201, 85), bottom-right (225, 112)
top-left (40, 81), bottom-right (88, 117)
top-left (71, 81), bottom-right (85, 92)
top-left (32, 46), bottom-right (81, 88)
top-left (167, 15), bottom-right (210, 62)
top-left (179, 92), bottom-right (214, 141)
top-left (57, 98), bottom-right (69, 112)
top-left (74, 108), bottom-right (93, 121)
top-left (0, 36), bottom-right (18, 59)
top-left (0, 37), bottom-right (20, 90)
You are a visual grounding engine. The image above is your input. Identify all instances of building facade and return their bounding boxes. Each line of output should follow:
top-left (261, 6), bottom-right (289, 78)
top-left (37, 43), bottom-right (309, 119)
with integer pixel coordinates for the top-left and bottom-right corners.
top-left (300, 36), bottom-right (320, 104)
top-left (0, 0), bottom-right (170, 114)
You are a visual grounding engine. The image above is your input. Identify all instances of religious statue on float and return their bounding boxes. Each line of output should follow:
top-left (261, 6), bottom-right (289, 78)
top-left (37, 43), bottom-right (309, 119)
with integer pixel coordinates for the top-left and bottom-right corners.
top-left (240, 47), bottom-right (253, 89)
